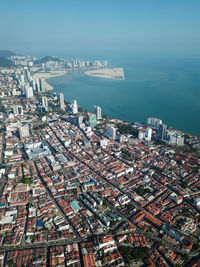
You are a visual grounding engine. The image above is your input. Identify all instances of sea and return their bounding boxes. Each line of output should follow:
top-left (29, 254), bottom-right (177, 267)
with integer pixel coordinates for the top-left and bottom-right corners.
top-left (46, 51), bottom-right (200, 136)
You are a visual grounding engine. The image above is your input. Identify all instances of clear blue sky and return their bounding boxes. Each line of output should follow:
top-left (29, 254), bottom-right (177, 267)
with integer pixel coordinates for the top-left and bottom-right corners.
top-left (1, 0), bottom-right (200, 55)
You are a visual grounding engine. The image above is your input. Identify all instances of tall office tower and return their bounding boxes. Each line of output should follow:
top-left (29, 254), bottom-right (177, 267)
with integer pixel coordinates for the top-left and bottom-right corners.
top-left (87, 113), bottom-right (97, 128)
top-left (94, 105), bottom-right (102, 120)
top-left (35, 78), bottom-right (40, 92)
top-left (78, 115), bottom-right (83, 127)
top-left (13, 106), bottom-right (24, 116)
top-left (168, 133), bottom-right (184, 146)
top-left (147, 117), bottom-right (162, 129)
top-left (145, 127), bottom-right (152, 141)
top-left (72, 100), bottom-right (78, 114)
top-left (32, 79), bottom-right (36, 91)
top-left (24, 67), bottom-right (30, 81)
top-left (42, 96), bottom-right (48, 107)
top-left (106, 125), bottom-right (116, 140)
top-left (138, 131), bottom-right (145, 140)
top-left (158, 124), bottom-right (168, 140)
top-left (19, 125), bottom-right (30, 140)
top-left (59, 93), bottom-right (65, 109)
top-left (20, 74), bottom-right (25, 85)
top-left (39, 78), bottom-right (45, 92)
top-left (25, 86), bottom-right (34, 99)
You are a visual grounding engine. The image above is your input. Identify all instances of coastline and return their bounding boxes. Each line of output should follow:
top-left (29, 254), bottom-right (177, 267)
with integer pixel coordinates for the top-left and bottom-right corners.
top-left (33, 70), bottom-right (67, 90)
top-left (40, 62), bottom-right (200, 136)
top-left (85, 67), bottom-right (125, 80)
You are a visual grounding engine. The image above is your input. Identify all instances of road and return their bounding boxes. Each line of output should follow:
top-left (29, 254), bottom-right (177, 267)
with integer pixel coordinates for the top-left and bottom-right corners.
top-left (34, 161), bottom-right (80, 238)
top-left (49, 126), bottom-right (191, 256)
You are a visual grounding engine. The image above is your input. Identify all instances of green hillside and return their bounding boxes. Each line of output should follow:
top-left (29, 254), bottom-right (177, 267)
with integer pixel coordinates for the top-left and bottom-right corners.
top-left (0, 50), bottom-right (17, 58)
top-left (0, 56), bottom-right (15, 67)
top-left (35, 56), bottom-right (63, 64)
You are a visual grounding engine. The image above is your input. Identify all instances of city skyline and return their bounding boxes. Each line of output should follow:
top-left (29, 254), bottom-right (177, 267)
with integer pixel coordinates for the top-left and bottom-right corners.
top-left (0, 1), bottom-right (200, 265)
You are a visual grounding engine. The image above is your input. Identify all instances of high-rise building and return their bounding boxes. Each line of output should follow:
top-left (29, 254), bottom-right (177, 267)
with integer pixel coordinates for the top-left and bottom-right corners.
top-left (39, 78), bottom-right (45, 92)
top-left (158, 124), bottom-right (168, 140)
top-left (168, 132), bottom-right (184, 146)
top-left (13, 105), bottom-right (23, 116)
top-left (24, 67), bottom-right (31, 81)
top-left (25, 86), bottom-right (34, 99)
top-left (19, 125), bottom-right (30, 139)
top-left (59, 93), bottom-right (65, 109)
top-left (87, 113), bottom-right (97, 128)
top-left (32, 79), bottom-right (36, 91)
top-left (35, 78), bottom-right (40, 92)
top-left (78, 116), bottom-right (84, 127)
top-left (72, 100), bottom-right (78, 114)
top-left (20, 74), bottom-right (25, 85)
top-left (138, 131), bottom-right (145, 140)
top-left (105, 125), bottom-right (116, 140)
top-left (42, 96), bottom-right (48, 107)
top-left (147, 117), bottom-right (162, 129)
top-left (94, 105), bottom-right (101, 120)
top-left (145, 127), bottom-right (152, 141)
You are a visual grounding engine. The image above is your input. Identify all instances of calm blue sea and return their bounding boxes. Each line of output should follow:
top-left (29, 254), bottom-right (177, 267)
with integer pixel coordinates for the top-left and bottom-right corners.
top-left (47, 51), bottom-right (200, 136)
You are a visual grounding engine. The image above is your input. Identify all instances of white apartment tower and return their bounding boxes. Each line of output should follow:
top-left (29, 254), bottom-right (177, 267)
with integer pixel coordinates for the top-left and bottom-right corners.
top-left (59, 93), bottom-right (65, 109)
top-left (39, 78), bottom-right (45, 92)
top-left (25, 86), bottom-right (34, 99)
top-left (35, 78), bottom-right (40, 92)
top-left (42, 96), bottom-right (48, 107)
top-left (145, 127), bottom-right (152, 141)
top-left (72, 100), bottom-right (78, 114)
top-left (19, 125), bottom-right (30, 139)
top-left (13, 106), bottom-right (23, 116)
top-left (147, 117), bottom-right (162, 129)
top-left (94, 105), bottom-right (102, 120)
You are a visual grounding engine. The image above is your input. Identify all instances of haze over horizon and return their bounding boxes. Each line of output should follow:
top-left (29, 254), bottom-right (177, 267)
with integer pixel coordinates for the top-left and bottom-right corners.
top-left (1, 0), bottom-right (200, 56)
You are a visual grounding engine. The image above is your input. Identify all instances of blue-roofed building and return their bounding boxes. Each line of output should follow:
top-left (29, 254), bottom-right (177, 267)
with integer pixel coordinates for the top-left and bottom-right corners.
top-left (37, 220), bottom-right (43, 226)
top-left (70, 133), bottom-right (76, 137)
top-left (24, 141), bottom-right (51, 160)
top-left (69, 201), bottom-right (81, 212)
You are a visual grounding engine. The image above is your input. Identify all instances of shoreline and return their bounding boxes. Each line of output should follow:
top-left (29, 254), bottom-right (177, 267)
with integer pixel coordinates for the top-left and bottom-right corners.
top-left (33, 70), bottom-right (67, 91)
top-left (85, 67), bottom-right (125, 80)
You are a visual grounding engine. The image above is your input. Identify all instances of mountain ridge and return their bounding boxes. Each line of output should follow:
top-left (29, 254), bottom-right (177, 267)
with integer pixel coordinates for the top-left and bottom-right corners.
top-left (0, 50), bottom-right (17, 58)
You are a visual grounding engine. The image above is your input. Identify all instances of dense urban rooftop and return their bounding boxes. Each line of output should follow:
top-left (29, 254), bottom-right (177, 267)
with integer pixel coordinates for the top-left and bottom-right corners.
top-left (0, 55), bottom-right (200, 266)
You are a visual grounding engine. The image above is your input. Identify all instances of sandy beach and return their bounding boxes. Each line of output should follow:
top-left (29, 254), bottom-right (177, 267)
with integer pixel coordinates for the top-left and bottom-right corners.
top-left (85, 68), bottom-right (125, 80)
top-left (33, 70), bottom-right (67, 90)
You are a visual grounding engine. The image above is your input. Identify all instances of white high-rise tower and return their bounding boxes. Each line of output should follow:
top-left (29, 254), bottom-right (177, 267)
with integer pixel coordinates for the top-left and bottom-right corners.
top-left (59, 93), bottom-right (65, 110)
top-left (94, 105), bottom-right (102, 120)
top-left (25, 86), bottom-right (34, 99)
top-left (72, 100), bottom-right (78, 114)
top-left (145, 127), bottom-right (152, 141)
top-left (42, 96), bottom-right (48, 107)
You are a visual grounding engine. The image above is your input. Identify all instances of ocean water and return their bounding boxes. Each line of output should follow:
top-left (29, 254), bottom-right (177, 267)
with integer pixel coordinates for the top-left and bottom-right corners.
top-left (47, 52), bottom-right (200, 136)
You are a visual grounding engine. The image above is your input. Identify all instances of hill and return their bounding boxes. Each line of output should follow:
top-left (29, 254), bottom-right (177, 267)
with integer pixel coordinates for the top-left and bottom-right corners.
top-left (0, 56), bottom-right (15, 67)
top-left (35, 56), bottom-right (63, 64)
top-left (0, 50), bottom-right (17, 58)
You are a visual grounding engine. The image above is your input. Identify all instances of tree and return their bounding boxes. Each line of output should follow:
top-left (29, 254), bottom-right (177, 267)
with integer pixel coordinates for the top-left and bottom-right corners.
top-left (181, 181), bottom-right (188, 189)
top-left (72, 188), bottom-right (77, 195)
top-left (103, 199), bottom-right (110, 207)
top-left (117, 123), bottom-right (138, 137)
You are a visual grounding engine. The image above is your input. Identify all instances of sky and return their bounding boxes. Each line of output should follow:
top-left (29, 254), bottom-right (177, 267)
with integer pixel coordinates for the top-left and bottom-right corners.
top-left (1, 0), bottom-right (200, 56)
